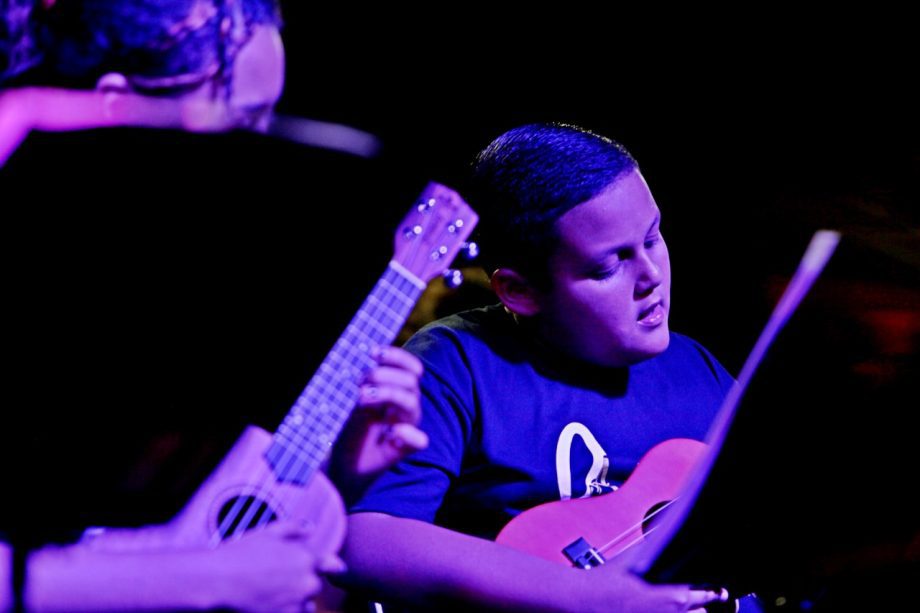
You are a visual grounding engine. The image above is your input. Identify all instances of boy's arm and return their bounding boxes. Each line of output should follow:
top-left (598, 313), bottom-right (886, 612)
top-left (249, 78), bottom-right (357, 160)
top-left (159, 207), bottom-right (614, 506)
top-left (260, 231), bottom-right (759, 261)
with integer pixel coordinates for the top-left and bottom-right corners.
top-left (342, 512), bottom-right (727, 613)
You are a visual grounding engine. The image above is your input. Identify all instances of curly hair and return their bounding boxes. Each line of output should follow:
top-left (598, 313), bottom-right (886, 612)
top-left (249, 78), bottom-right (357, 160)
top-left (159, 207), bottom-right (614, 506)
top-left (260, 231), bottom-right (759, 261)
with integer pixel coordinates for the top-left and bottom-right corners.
top-left (2, 0), bottom-right (280, 89)
top-left (1, 0), bottom-right (42, 83)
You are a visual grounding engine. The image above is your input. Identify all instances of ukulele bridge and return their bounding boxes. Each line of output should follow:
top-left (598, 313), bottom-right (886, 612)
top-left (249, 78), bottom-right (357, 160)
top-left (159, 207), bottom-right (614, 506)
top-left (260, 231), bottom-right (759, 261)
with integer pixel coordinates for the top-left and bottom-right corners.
top-left (563, 537), bottom-right (606, 569)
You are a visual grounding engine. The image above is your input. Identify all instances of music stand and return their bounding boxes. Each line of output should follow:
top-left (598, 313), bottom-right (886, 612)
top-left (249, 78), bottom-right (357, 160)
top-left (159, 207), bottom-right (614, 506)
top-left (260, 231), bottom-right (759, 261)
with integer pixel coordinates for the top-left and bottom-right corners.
top-left (628, 231), bottom-right (920, 610)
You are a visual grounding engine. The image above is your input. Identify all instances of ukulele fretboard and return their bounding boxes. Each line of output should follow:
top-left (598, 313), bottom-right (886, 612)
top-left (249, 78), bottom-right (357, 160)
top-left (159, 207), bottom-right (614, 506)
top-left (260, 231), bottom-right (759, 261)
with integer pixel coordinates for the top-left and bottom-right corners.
top-left (265, 261), bottom-right (425, 484)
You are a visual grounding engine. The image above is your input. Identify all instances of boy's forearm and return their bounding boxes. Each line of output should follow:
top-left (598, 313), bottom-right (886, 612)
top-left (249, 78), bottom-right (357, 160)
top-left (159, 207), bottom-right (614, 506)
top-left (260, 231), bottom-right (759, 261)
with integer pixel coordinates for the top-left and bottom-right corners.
top-left (342, 512), bottom-right (601, 612)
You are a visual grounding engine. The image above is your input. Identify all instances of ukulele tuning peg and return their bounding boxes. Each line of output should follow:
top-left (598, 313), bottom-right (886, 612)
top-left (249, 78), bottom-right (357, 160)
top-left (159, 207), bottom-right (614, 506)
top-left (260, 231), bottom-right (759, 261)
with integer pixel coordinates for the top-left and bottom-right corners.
top-left (461, 241), bottom-right (479, 261)
top-left (442, 269), bottom-right (464, 288)
top-left (403, 224), bottom-right (424, 240)
top-left (447, 218), bottom-right (467, 233)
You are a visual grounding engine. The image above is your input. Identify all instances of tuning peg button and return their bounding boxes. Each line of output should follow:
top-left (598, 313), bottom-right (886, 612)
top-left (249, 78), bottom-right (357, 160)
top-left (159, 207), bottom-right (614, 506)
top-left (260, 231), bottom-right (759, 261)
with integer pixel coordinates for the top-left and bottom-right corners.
top-left (404, 224), bottom-right (423, 240)
top-left (443, 269), bottom-right (464, 288)
top-left (461, 241), bottom-right (479, 261)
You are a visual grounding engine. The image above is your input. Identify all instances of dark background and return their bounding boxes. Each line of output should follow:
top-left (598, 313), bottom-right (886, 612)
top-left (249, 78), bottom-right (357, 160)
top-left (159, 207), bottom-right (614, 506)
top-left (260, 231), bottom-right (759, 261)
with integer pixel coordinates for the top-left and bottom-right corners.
top-left (3, 7), bottom-right (916, 606)
top-left (272, 6), bottom-right (918, 374)
top-left (268, 11), bottom-right (919, 606)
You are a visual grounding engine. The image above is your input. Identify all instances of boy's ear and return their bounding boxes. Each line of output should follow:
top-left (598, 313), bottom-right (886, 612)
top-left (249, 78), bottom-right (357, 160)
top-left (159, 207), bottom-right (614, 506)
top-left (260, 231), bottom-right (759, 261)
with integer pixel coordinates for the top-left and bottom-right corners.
top-left (491, 267), bottom-right (542, 317)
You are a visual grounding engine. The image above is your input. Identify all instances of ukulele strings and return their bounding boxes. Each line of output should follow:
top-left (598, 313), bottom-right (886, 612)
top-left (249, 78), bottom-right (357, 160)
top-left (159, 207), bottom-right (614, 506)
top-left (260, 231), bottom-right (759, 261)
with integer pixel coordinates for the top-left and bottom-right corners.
top-left (595, 497), bottom-right (680, 558)
top-left (212, 198), bottom-right (437, 546)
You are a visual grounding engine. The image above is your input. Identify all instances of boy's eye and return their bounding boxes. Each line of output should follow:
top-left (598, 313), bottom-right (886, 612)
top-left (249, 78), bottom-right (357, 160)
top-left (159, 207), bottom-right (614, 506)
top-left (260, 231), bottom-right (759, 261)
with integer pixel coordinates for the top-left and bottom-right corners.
top-left (589, 264), bottom-right (619, 280)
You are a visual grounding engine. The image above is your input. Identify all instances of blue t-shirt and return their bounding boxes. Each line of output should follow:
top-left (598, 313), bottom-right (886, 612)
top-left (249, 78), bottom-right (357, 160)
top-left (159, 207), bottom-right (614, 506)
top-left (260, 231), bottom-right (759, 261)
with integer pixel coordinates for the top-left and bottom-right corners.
top-left (352, 304), bottom-right (735, 539)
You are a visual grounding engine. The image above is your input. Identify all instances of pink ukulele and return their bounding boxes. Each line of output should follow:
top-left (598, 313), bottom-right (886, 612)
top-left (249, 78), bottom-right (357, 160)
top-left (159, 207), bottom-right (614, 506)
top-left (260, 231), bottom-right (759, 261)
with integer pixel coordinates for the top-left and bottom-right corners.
top-left (496, 438), bottom-right (707, 568)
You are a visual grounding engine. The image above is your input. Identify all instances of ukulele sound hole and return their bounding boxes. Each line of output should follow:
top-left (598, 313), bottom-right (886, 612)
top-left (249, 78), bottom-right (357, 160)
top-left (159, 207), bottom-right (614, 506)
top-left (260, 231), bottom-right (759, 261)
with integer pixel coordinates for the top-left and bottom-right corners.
top-left (642, 501), bottom-right (670, 535)
top-left (216, 495), bottom-right (279, 539)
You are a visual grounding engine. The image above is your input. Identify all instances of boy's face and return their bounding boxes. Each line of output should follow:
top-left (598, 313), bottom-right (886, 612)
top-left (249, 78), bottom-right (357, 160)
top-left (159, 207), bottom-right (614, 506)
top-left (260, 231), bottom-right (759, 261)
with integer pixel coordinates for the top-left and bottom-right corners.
top-left (534, 169), bottom-right (671, 367)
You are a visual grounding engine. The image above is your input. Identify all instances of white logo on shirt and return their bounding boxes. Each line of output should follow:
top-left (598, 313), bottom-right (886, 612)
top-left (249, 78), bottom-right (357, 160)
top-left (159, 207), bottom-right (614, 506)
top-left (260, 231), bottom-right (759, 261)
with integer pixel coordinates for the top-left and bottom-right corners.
top-left (555, 422), bottom-right (617, 500)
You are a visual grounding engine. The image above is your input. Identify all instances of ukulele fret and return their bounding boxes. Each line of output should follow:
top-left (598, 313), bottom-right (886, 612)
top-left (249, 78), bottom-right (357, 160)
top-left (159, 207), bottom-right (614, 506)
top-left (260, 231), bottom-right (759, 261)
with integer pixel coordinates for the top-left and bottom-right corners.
top-left (266, 263), bottom-right (424, 484)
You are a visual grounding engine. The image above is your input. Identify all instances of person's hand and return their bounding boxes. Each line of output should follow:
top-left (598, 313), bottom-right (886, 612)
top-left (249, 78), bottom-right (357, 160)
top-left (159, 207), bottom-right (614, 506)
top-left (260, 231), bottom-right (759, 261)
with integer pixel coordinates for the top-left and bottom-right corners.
top-left (22, 520), bottom-right (343, 613)
top-left (593, 563), bottom-right (730, 612)
top-left (78, 522), bottom-right (180, 552)
top-left (332, 346), bottom-right (428, 483)
top-left (203, 520), bottom-right (344, 613)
